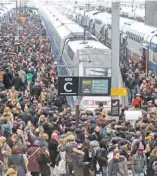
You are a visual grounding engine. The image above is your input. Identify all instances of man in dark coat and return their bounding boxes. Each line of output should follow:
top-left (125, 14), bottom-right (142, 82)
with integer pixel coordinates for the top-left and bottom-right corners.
top-left (3, 68), bottom-right (12, 89)
top-left (12, 73), bottom-right (22, 91)
top-left (75, 128), bottom-right (85, 143)
top-left (31, 82), bottom-right (42, 99)
top-left (19, 111), bottom-right (32, 124)
top-left (108, 150), bottom-right (129, 176)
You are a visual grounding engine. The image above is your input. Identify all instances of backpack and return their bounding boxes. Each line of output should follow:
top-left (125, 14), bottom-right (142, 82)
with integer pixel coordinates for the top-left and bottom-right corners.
top-left (89, 140), bottom-right (100, 158)
top-left (96, 148), bottom-right (108, 164)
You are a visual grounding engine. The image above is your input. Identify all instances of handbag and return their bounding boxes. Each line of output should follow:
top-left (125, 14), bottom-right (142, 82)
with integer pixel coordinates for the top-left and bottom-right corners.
top-left (58, 159), bottom-right (66, 174)
top-left (58, 152), bottom-right (66, 174)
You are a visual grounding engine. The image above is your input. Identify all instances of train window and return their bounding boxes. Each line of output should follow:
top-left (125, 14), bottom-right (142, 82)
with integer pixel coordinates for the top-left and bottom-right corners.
top-left (153, 52), bottom-right (157, 64)
top-left (131, 33), bottom-right (133, 40)
top-left (95, 19), bottom-right (101, 25)
top-left (67, 46), bottom-right (74, 61)
top-left (108, 24), bottom-right (112, 29)
top-left (133, 34), bottom-right (135, 41)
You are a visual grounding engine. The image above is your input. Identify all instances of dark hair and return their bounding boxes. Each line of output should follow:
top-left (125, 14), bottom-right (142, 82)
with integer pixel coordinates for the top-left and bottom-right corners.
top-left (100, 139), bottom-right (108, 148)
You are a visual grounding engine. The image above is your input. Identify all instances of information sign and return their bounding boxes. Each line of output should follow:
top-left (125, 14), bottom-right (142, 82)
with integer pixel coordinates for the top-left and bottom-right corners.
top-left (111, 99), bottom-right (120, 116)
top-left (79, 77), bottom-right (111, 96)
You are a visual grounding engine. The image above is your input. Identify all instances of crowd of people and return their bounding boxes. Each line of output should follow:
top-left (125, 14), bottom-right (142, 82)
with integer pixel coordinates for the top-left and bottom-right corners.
top-left (120, 56), bottom-right (157, 108)
top-left (1, 6), bottom-right (157, 176)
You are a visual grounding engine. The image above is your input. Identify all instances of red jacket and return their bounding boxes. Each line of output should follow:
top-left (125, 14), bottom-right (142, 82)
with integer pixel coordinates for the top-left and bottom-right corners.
top-left (132, 98), bottom-right (143, 108)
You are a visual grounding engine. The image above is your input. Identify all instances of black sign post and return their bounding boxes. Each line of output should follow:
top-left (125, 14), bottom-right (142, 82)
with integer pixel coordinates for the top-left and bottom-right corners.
top-left (58, 77), bottom-right (79, 96)
top-left (111, 99), bottom-right (120, 116)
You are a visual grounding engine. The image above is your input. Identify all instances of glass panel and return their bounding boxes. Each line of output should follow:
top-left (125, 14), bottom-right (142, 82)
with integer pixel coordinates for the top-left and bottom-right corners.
top-left (85, 67), bottom-right (111, 76)
top-left (153, 52), bottom-right (157, 64)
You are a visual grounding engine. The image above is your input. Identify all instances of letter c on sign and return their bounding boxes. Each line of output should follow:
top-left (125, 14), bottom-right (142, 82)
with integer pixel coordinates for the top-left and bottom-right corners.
top-left (64, 82), bottom-right (72, 92)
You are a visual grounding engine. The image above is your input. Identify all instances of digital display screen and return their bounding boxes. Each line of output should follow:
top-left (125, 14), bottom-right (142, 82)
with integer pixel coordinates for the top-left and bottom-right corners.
top-left (79, 77), bottom-right (111, 96)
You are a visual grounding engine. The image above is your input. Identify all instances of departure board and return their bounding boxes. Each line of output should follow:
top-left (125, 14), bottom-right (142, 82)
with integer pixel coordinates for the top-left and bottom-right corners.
top-left (79, 77), bottom-right (111, 96)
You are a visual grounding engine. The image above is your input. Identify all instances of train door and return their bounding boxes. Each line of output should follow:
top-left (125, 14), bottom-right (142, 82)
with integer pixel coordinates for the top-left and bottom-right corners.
top-left (88, 19), bottom-right (93, 30)
top-left (142, 45), bottom-right (149, 75)
top-left (99, 25), bottom-right (104, 42)
top-left (90, 21), bottom-right (95, 35)
top-left (120, 34), bottom-right (128, 59)
top-left (104, 26), bottom-right (108, 44)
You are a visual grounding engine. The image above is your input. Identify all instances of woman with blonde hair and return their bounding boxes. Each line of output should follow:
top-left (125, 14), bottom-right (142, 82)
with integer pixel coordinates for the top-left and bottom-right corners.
top-left (3, 107), bottom-right (14, 128)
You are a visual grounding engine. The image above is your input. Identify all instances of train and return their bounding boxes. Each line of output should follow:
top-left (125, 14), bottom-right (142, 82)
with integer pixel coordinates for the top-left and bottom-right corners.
top-left (38, 4), bottom-right (112, 111)
top-left (0, 3), bottom-right (15, 23)
top-left (63, 5), bottom-right (145, 23)
top-left (62, 6), bottom-right (157, 75)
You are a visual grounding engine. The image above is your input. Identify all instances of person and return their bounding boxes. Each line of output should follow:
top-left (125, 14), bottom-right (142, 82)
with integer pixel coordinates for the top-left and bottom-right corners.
top-left (97, 139), bottom-right (108, 176)
top-left (147, 148), bottom-right (157, 176)
top-left (60, 135), bottom-right (77, 176)
top-left (12, 73), bottom-right (22, 91)
top-left (8, 145), bottom-right (27, 176)
top-left (92, 125), bottom-right (104, 143)
top-left (132, 94), bottom-right (143, 109)
top-left (48, 132), bottom-right (59, 167)
top-left (3, 68), bottom-right (12, 89)
top-left (5, 167), bottom-right (17, 176)
top-left (75, 128), bottom-right (85, 143)
top-left (36, 147), bottom-right (51, 176)
top-left (27, 140), bottom-right (40, 176)
top-left (131, 146), bottom-right (147, 176)
top-left (71, 143), bottom-right (89, 176)
top-left (31, 82), bottom-right (41, 99)
top-left (0, 136), bottom-right (12, 174)
top-left (3, 107), bottom-right (14, 128)
top-left (107, 150), bottom-right (129, 176)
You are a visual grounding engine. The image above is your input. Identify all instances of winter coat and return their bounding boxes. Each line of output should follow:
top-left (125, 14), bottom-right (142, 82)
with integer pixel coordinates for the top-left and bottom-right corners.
top-left (107, 156), bottom-right (129, 176)
top-left (26, 73), bottom-right (33, 83)
top-left (92, 131), bottom-right (105, 143)
top-left (71, 148), bottom-right (86, 176)
top-left (60, 141), bottom-right (77, 163)
top-left (36, 152), bottom-right (51, 176)
top-left (96, 147), bottom-right (108, 166)
top-left (75, 130), bottom-right (85, 143)
top-left (0, 142), bottom-right (12, 171)
top-left (27, 146), bottom-right (40, 172)
top-left (19, 112), bottom-right (31, 124)
top-left (147, 156), bottom-right (157, 176)
top-left (104, 132), bottom-right (115, 142)
top-left (31, 85), bottom-right (41, 97)
top-left (3, 73), bottom-right (12, 88)
top-left (49, 88), bottom-right (58, 101)
top-left (131, 154), bottom-right (147, 174)
top-left (18, 70), bottom-right (26, 83)
top-left (3, 111), bottom-right (14, 128)
top-left (48, 139), bottom-right (58, 167)
top-left (8, 154), bottom-right (27, 176)
top-left (12, 76), bottom-right (22, 90)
